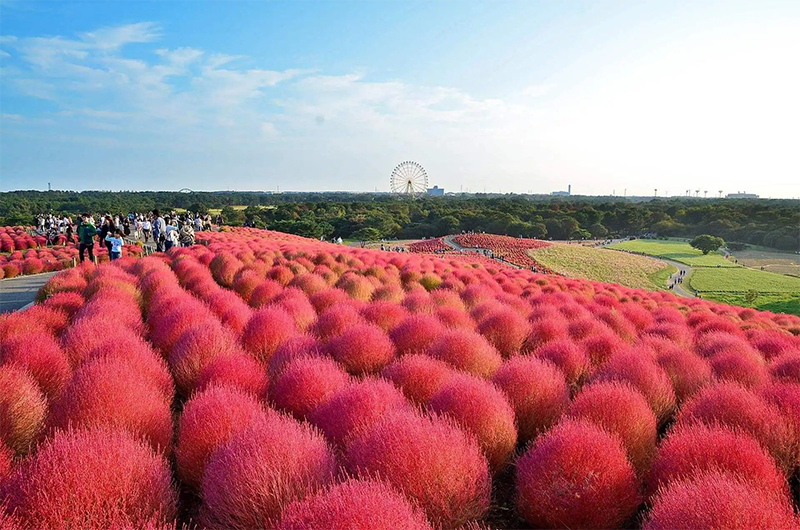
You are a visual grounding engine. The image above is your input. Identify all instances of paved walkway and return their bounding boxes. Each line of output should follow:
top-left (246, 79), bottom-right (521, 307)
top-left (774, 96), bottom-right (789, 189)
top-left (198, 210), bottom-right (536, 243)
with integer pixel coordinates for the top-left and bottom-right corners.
top-left (441, 235), bottom-right (522, 269)
top-left (602, 242), bottom-right (695, 298)
top-left (0, 271), bottom-right (58, 313)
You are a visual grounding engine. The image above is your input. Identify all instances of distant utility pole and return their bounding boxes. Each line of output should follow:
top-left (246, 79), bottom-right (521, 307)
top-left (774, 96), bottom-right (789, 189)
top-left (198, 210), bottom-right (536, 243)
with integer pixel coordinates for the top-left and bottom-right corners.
top-left (718, 190), bottom-right (723, 198)
top-left (48, 182), bottom-right (51, 191)
top-left (695, 189), bottom-right (700, 197)
top-left (704, 190), bottom-right (708, 198)
top-left (654, 188), bottom-right (658, 197)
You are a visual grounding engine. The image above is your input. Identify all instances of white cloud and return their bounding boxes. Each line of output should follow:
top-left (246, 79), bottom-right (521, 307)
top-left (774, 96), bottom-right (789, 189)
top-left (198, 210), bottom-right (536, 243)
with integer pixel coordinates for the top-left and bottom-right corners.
top-left (81, 22), bottom-right (161, 50)
top-left (521, 82), bottom-right (556, 97)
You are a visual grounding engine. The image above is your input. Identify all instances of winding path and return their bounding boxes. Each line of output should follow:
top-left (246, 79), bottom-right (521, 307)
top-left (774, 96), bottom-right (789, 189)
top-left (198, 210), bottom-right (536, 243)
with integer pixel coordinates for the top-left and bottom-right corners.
top-left (601, 241), bottom-right (695, 298)
top-left (441, 235), bottom-right (522, 269)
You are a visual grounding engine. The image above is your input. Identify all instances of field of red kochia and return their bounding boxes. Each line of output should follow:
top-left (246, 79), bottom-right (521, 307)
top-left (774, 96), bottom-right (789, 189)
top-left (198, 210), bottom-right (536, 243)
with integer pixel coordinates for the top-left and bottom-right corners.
top-left (1, 226), bottom-right (799, 529)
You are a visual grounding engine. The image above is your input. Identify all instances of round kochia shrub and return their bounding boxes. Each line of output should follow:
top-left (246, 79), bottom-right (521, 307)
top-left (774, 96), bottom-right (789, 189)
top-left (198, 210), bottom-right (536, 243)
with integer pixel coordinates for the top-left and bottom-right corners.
top-left (654, 345), bottom-right (712, 403)
top-left (429, 374), bottom-right (517, 472)
top-left (676, 381), bottom-right (799, 473)
top-left (360, 301), bottom-right (409, 331)
top-left (242, 306), bottom-right (298, 365)
top-left (0, 365), bottom-right (47, 456)
top-left (311, 304), bottom-right (365, 340)
top-left (390, 314), bottom-right (445, 355)
top-left (534, 339), bottom-right (591, 388)
top-left (199, 413), bottom-right (337, 530)
top-left (270, 356), bottom-right (351, 420)
top-left (568, 381), bottom-right (658, 474)
top-left (427, 329), bottom-right (502, 378)
top-left (195, 352), bottom-right (269, 399)
top-left (309, 378), bottom-right (408, 447)
top-left (48, 357), bottom-right (173, 454)
top-left (176, 385), bottom-right (266, 489)
top-left (168, 321), bottom-right (243, 396)
top-left (0, 442), bottom-right (11, 480)
top-left (492, 356), bottom-right (569, 442)
top-left (345, 409), bottom-right (491, 529)
top-left (515, 419), bottom-right (641, 530)
top-left (0, 333), bottom-right (71, 401)
top-left (0, 427), bottom-right (177, 530)
top-left (268, 335), bottom-right (324, 376)
top-left (647, 423), bottom-right (789, 499)
top-left (381, 354), bottom-right (456, 404)
top-left (643, 471), bottom-right (799, 530)
top-left (274, 478), bottom-right (433, 530)
top-left (326, 323), bottom-right (396, 374)
top-left (477, 308), bottom-right (529, 357)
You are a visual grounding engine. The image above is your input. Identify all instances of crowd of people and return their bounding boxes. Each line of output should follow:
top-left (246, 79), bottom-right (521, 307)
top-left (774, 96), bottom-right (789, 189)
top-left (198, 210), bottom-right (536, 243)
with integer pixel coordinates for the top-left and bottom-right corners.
top-left (35, 210), bottom-right (216, 263)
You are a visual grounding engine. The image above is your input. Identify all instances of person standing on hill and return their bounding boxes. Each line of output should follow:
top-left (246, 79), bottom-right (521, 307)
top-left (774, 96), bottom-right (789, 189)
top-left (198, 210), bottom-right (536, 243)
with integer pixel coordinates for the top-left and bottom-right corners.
top-left (99, 216), bottom-right (115, 256)
top-left (77, 214), bottom-right (96, 263)
top-left (153, 210), bottom-right (166, 252)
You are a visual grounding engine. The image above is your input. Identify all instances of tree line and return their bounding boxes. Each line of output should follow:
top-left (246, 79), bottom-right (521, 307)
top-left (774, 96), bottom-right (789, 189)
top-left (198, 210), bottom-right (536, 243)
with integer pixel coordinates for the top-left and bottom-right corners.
top-left (1, 191), bottom-right (798, 250)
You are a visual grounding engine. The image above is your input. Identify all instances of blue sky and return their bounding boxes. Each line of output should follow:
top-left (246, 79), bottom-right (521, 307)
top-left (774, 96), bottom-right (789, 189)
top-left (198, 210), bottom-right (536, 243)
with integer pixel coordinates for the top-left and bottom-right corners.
top-left (1, 1), bottom-right (798, 197)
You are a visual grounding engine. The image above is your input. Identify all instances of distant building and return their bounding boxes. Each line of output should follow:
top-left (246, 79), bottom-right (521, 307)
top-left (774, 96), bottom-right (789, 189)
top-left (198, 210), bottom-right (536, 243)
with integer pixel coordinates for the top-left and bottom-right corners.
top-left (726, 191), bottom-right (759, 199)
top-left (427, 185), bottom-right (444, 196)
top-left (551, 184), bottom-right (572, 197)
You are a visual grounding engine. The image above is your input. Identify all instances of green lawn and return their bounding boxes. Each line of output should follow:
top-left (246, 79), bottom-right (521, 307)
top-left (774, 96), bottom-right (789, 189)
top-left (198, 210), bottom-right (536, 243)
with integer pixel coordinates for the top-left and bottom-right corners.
top-left (688, 267), bottom-right (800, 316)
top-left (608, 239), bottom-right (737, 267)
top-left (528, 244), bottom-right (676, 290)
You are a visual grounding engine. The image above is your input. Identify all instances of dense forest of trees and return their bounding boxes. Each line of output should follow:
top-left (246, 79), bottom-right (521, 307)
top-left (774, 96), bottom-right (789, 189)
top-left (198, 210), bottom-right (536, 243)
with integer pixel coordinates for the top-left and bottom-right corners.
top-left (2, 191), bottom-right (798, 250)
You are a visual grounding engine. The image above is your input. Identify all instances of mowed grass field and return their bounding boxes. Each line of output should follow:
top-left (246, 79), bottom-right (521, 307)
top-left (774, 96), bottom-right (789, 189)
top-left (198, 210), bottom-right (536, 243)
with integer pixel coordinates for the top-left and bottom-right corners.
top-left (732, 249), bottom-right (800, 277)
top-left (608, 239), bottom-right (736, 267)
top-left (528, 244), bottom-right (677, 290)
top-left (689, 267), bottom-right (800, 315)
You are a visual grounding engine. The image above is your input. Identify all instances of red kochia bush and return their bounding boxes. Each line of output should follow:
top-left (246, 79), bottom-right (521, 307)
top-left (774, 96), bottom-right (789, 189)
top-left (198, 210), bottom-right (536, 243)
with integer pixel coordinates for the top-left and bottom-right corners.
top-left (168, 321), bottom-right (243, 396)
top-left (248, 279), bottom-right (283, 308)
top-left (429, 374), bottom-right (517, 472)
top-left (268, 335), bottom-right (324, 376)
top-left (0, 442), bottom-right (10, 480)
top-left (270, 356), bottom-right (351, 420)
top-left (381, 354), bottom-right (456, 404)
top-left (41, 291), bottom-right (85, 317)
top-left (274, 478), bottom-right (433, 530)
top-left (48, 358), bottom-right (173, 454)
top-left (569, 382), bottom-right (658, 474)
top-left (61, 317), bottom-right (132, 367)
top-left (390, 314), bottom-right (445, 355)
top-left (710, 350), bottom-right (769, 389)
top-left (176, 385), bottom-right (266, 489)
top-left (643, 471), bottom-right (799, 530)
top-left (0, 365), bottom-right (46, 456)
top-left (771, 352), bottom-right (800, 384)
top-left (427, 329), bottom-right (502, 378)
top-left (492, 356), bottom-right (569, 442)
top-left (309, 378), bottom-right (408, 447)
top-left (242, 306), bottom-right (298, 365)
top-left (590, 349), bottom-right (676, 423)
top-left (0, 427), bottom-right (176, 530)
top-left (326, 323), bottom-right (396, 374)
top-left (654, 345), bottom-right (712, 403)
top-left (477, 308), bottom-right (529, 357)
top-left (676, 381), bottom-right (799, 473)
top-left (648, 423), bottom-right (789, 499)
top-left (311, 304), bottom-right (365, 340)
top-left (515, 419), bottom-right (641, 530)
top-left (0, 333), bottom-right (71, 401)
top-left (200, 413), bottom-right (337, 530)
top-left (345, 409), bottom-right (491, 529)
top-left (196, 352), bottom-right (269, 399)
top-left (360, 301), bottom-right (409, 331)
top-left (534, 339), bottom-right (591, 388)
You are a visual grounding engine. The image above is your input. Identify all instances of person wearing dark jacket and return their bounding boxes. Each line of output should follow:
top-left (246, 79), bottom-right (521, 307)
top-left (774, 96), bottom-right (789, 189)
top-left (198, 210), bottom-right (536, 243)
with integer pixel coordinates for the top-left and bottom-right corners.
top-left (99, 216), bottom-right (115, 256)
top-left (77, 214), bottom-right (96, 263)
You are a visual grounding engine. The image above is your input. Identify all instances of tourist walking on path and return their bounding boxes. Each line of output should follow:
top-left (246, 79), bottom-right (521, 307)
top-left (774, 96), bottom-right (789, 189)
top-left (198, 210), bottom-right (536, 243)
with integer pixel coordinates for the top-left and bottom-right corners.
top-left (105, 229), bottom-right (124, 260)
top-left (180, 221), bottom-right (195, 247)
top-left (100, 216), bottom-right (115, 255)
top-left (153, 210), bottom-right (167, 252)
top-left (77, 214), bottom-right (96, 263)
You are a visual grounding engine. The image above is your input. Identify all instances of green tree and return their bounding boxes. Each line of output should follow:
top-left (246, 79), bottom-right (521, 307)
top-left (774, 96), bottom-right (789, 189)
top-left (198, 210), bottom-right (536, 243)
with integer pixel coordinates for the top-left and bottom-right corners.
top-left (690, 234), bottom-right (725, 255)
top-left (351, 227), bottom-right (382, 242)
top-left (588, 222), bottom-right (609, 239)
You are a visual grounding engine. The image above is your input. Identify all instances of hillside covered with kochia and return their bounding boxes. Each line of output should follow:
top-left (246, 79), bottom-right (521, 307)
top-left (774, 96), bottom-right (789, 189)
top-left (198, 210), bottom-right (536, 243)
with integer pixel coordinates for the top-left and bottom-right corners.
top-left (1, 227), bottom-right (798, 529)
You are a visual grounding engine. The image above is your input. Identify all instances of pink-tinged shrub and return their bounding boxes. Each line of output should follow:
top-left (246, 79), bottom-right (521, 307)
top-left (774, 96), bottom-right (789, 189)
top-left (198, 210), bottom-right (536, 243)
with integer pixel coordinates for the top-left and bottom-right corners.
top-left (199, 413), bottom-right (337, 530)
top-left (676, 381), bottom-right (799, 473)
top-left (48, 358), bottom-right (173, 454)
top-left (232, 271), bottom-right (262, 302)
top-left (176, 385), bottom-right (266, 489)
top-left (268, 264), bottom-right (295, 286)
top-left (268, 335), bottom-right (324, 376)
top-left (288, 272), bottom-right (329, 296)
top-left (311, 304), bottom-right (365, 340)
top-left (748, 329), bottom-right (799, 360)
top-left (272, 289), bottom-right (317, 330)
top-left (460, 284), bottom-right (496, 309)
top-left (345, 409), bottom-right (490, 529)
top-left (270, 356), bottom-right (350, 420)
top-left (309, 378), bottom-right (408, 447)
top-left (427, 329), bottom-right (502, 378)
top-left (242, 306), bottom-right (298, 365)
top-left (429, 374), bottom-right (517, 472)
top-left (590, 350), bottom-right (676, 423)
top-left (248, 279), bottom-right (283, 307)
top-left (209, 252), bottom-right (243, 288)
top-left (533, 339), bottom-right (591, 388)
top-left (492, 356), bottom-right (570, 442)
top-left (582, 333), bottom-right (626, 367)
top-left (643, 322), bottom-right (694, 347)
top-left (569, 382), bottom-right (657, 474)
top-left (696, 331), bottom-right (761, 359)
top-left (476, 308), bottom-right (529, 357)
top-left (309, 288), bottom-right (350, 313)
top-left (654, 345), bottom-right (712, 403)
top-left (206, 290), bottom-right (254, 334)
top-left (0, 306), bottom-right (69, 340)
top-left (20, 258), bottom-right (44, 275)
top-left (0, 427), bottom-right (177, 530)
top-left (196, 353), bottom-right (269, 399)
top-left (168, 321), bottom-right (243, 396)
top-left (41, 291), bottom-right (85, 318)
top-left (402, 291), bottom-right (437, 314)
top-left (61, 317), bottom-right (131, 367)
top-left (274, 478), bottom-right (433, 530)
top-left (360, 301), bottom-right (409, 331)
top-left (648, 423), bottom-right (789, 499)
top-left (0, 333), bottom-right (71, 401)
top-left (326, 323), bottom-right (396, 375)
top-left (0, 365), bottom-right (46, 456)
top-left (515, 419), bottom-right (641, 530)
top-left (390, 314), bottom-right (445, 355)
top-left (1, 264), bottom-right (19, 279)
top-left (381, 354), bottom-right (457, 404)
top-left (643, 471), bottom-right (799, 530)
top-left (760, 382), bottom-right (800, 433)
top-left (770, 352), bottom-right (800, 384)
top-left (335, 272), bottom-right (374, 301)
top-left (436, 306), bottom-right (476, 330)
top-left (710, 351), bottom-right (769, 389)
top-left (0, 442), bottom-right (10, 480)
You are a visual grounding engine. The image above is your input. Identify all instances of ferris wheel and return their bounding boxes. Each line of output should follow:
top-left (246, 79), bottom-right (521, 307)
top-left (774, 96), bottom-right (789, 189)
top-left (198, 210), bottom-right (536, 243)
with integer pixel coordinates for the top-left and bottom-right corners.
top-left (390, 161), bottom-right (428, 196)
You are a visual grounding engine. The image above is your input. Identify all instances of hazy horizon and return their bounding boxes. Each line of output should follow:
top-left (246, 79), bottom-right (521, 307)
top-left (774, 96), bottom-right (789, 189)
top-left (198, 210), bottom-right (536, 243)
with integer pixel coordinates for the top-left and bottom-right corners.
top-left (2, 1), bottom-right (799, 198)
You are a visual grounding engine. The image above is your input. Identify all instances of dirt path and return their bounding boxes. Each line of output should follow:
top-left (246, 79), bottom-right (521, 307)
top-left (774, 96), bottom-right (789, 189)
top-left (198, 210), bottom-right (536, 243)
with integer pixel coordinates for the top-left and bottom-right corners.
top-left (0, 271), bottom-right (58, 313)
